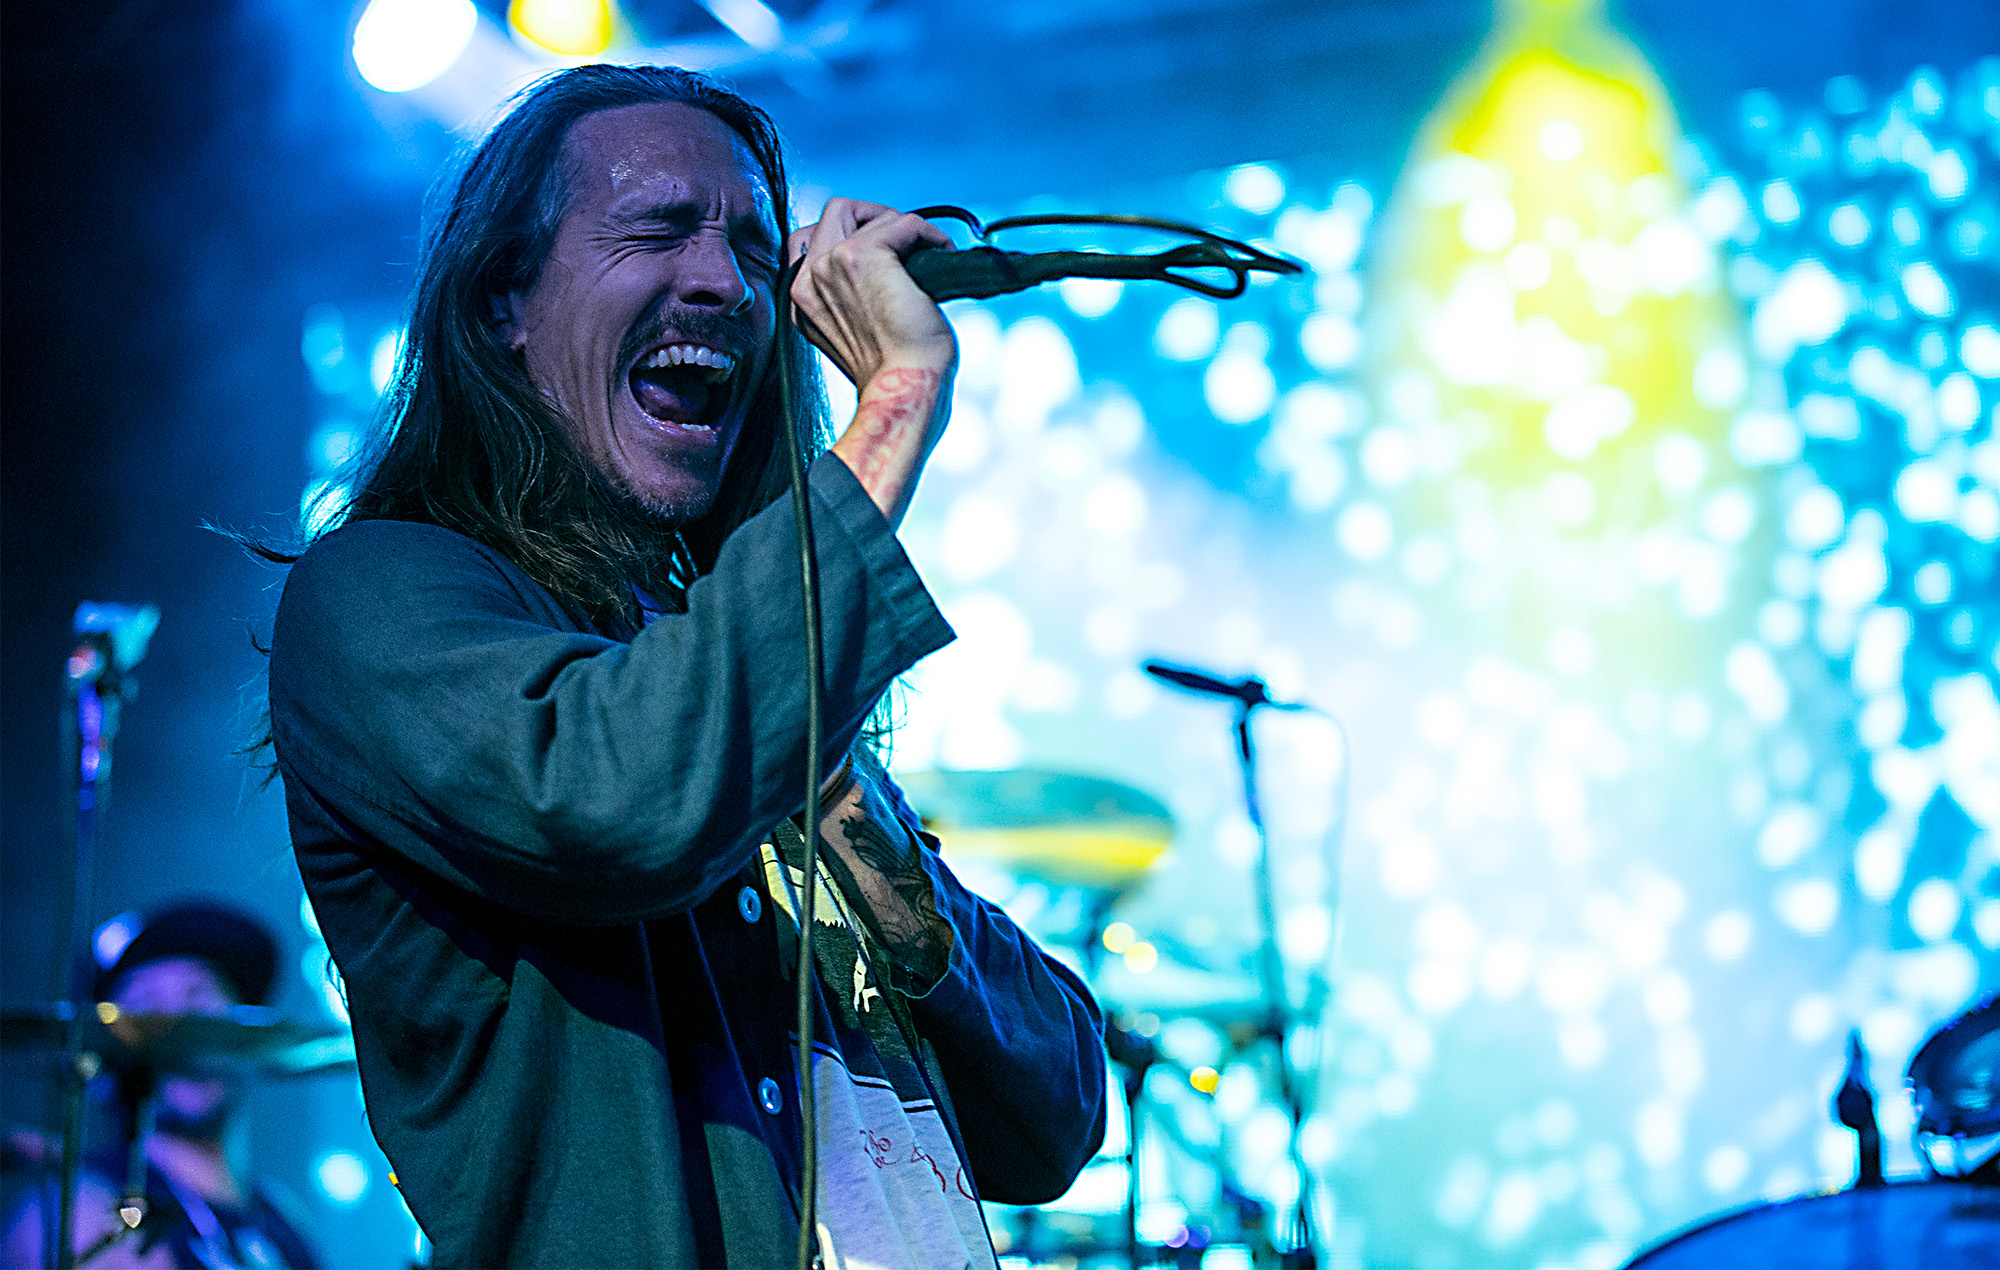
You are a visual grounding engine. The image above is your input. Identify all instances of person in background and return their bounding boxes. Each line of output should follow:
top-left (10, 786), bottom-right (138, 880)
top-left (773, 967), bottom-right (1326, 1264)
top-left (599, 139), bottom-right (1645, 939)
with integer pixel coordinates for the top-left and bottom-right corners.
top-left (1, 900), bottom-right (323, 1270)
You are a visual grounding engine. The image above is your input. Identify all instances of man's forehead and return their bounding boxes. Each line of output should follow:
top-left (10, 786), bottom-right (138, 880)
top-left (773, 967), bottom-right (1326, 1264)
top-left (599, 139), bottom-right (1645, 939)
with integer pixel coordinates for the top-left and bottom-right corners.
top-left (561, 102), bottom-right (773, 214)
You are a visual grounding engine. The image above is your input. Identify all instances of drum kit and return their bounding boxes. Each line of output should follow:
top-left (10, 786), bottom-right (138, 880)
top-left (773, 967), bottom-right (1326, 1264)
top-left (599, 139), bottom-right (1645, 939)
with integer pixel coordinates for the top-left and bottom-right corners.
top-left (12, 609), bottom-right (1997, 1270)
top-left (906, 659), bottom-right (2000, 1270)
top-left (906, 659), bottom-right (1339, 1269)
top-left (918, 735), bottom-right (2000, 1270)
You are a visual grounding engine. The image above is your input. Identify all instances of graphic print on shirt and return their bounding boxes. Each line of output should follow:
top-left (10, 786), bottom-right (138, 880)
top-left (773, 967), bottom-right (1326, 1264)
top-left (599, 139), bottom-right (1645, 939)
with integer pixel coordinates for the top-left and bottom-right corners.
top-left (762, 813), bottom-right (998, 1270)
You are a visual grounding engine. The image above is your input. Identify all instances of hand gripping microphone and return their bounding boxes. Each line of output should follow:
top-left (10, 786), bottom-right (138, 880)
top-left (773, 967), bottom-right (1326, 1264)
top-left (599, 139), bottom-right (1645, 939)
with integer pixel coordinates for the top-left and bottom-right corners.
top-left (902, 209), bottom-right (1302, 302)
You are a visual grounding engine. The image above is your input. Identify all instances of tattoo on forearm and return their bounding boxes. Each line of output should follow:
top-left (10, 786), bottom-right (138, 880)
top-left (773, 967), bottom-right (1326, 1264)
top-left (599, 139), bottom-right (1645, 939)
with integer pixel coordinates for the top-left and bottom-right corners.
top-left (814, 776), bottom-right (953, 988)
top-left (845, 367), bottom-right (942, 502)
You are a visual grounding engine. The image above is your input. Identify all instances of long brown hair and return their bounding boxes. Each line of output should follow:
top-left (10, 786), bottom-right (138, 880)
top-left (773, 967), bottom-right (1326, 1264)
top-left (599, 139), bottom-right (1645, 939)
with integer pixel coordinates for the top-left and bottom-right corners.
top-left (305, 64), bottom-right (827, 623)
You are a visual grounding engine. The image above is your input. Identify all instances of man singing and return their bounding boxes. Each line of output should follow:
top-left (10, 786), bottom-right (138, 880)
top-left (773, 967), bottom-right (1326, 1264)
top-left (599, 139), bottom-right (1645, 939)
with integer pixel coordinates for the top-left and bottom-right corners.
top-left (267, 64), bottom-right (1106, 1268)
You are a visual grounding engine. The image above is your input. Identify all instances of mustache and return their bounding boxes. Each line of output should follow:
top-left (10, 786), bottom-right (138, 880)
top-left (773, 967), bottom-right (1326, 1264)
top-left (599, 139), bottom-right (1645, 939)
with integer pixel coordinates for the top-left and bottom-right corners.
top-left (617, 305), bottom-right (760, 372)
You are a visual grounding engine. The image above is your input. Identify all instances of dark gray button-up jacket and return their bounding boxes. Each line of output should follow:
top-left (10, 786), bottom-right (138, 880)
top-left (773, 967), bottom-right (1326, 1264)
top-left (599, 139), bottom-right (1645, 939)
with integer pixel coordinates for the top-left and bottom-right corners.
top-left (270, 455), bottom-right (1108, 1267)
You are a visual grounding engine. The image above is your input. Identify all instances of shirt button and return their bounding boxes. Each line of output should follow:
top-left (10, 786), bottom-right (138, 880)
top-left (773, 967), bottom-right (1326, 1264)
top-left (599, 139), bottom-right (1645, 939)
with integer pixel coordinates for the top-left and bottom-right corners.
top-left (758, 1077), bottom-right (783, 1115)
top-left (737, 885), bottom-right (762, 924)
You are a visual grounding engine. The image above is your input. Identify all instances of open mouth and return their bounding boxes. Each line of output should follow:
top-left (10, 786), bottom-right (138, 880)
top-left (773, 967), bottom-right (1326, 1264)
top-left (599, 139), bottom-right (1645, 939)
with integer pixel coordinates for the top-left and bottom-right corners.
top-left (629, 342), bottom-right (740, 428)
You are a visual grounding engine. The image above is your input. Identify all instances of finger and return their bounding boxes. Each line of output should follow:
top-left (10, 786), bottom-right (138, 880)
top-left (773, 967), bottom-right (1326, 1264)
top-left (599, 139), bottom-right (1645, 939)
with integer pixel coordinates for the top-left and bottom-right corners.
top-left (878, 211), bottom-right (956, 253)
top-left (801, 198), bottom-right (894, 257)
top-left (810, 214), bottom-right (953, 286)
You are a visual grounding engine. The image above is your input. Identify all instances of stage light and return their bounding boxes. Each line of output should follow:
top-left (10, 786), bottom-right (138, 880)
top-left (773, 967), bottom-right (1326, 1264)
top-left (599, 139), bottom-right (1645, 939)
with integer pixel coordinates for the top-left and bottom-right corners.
top-left (1761, 179), bottom-right (1802, 226)
top-left (1828, 203), bottom-right (1871, 247)
top-left (1774, 877), bottom-right (1839, 935)
top-left (704, 0), bottom-right (783, 51)
top-left (1975, 901), bottom-right (2000, 948)
top-left (315, 1151), bottom-right (370, 1204)
top-left (1901, 260), bottom-right (1954, 317)
top-left (1203, 325), bottom-right (1278, 423)
top-left (1058, 276), bottom-right (1123, 318)
top-left (1703, 910), bottom-right (1752, 960)
top-left (300, 303), bottom-right (348, 393)
top-left (508, 0), bottom-right (612, 58)
top-left (1298, 311), bottom-right (1360, 371)
top-left (92, 913), bottom-right (138, 968)
top-left (370, 328), bottom-right (403, 396)
top-left (1154, 296), bottom-right (1220, 361)
top-left (1224, 163), bottom-right (1287, 216)
top-left (1908, 878), bottom-right (1963, 942)
top-left (353, 0), bottom-right (478, 93)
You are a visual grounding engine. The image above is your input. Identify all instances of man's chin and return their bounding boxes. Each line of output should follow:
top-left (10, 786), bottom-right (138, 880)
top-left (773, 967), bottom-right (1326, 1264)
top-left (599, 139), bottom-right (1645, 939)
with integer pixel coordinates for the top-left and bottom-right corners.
top-left (624, 481), bottom-right (718, 525)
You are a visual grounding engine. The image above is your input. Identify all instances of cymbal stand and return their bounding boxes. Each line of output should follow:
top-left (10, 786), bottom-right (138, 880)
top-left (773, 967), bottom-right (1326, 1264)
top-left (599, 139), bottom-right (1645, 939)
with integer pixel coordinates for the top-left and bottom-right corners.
top-left (1103, 1024), bottom-right (1159, 1268)
top-left (70, 1074), bottom-right (157, 1266)
top-left (1229, 701), bottom-right (1317, 1269)
top-left (1833, 1030), bottom-right (1884, 1189)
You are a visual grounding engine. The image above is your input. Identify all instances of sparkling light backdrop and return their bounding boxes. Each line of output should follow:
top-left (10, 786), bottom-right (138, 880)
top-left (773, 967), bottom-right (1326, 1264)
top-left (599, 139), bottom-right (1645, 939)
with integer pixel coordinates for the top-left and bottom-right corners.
top-left (282, 13), bottom-right (2000, 1267)
top-left (852, 23), bottom-right (1997, 1270)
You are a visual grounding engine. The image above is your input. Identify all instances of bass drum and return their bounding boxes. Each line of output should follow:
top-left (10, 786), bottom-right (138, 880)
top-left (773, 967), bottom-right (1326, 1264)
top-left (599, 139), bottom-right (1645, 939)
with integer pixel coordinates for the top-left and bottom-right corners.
top-left (1623, 1181), bottom-right (2000, 1269)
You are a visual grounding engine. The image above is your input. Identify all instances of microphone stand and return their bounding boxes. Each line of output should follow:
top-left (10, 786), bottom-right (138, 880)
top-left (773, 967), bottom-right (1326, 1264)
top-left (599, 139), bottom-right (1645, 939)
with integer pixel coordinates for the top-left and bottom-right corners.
top-left (46, 604), bottom-right (156, 1270)
top-left (1143, 661), bottom-right (1320, 1268)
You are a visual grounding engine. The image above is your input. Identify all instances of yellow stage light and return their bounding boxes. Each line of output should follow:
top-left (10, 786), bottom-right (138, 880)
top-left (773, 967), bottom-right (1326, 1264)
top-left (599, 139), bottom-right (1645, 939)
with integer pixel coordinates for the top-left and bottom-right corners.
top-left (509, 0), bottom-right (614, 58)
top-left (1368, 0), bottom-right (1754, 677)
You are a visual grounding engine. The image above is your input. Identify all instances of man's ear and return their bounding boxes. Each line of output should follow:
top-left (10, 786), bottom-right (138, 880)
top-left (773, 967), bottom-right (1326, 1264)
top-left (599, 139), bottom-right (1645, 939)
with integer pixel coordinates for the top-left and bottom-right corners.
top-left (491, 292), bottom-right (528, 354)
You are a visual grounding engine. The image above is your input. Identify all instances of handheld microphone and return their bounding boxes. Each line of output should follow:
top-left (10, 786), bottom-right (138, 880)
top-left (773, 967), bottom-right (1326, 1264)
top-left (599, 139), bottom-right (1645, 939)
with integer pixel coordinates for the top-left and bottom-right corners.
top-left (903, 210), bottom-right (1302, 303)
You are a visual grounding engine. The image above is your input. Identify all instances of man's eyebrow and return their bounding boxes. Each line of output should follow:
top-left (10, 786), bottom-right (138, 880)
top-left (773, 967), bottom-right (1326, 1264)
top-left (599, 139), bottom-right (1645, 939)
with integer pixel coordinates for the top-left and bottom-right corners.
top-left (609, 200), bottom-right (778, 246)
top-left (607, 200), bottom-right (701, 228)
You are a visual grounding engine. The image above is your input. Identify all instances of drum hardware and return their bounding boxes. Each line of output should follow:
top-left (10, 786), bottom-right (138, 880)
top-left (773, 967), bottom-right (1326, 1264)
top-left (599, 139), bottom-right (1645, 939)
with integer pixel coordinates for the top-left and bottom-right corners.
top-left (901, 768), bottom-right (1174, 894)
top-left (1909, 993), bottom-right (2000, 1181)
top-left (19, 602), bottom-right (357, 1267)
top-left (1624, 1000), bottom-right (2000, 1268)
top-left (3, 1003), bottom-right (357, 1078)
top-left (902, 695), bottom-right (1349, 1269)
top-left (1141, 659), bottom-right (1344, 1270)
top-left (1104, 1023), bottom-right (1156, 1269)
top-left (1623, 1179), bottom-right (2000, 1269)
top-left (4, 999), bottom-right (356, 1265)
top-left (1833, 1029), bottom-right (1885, 1189)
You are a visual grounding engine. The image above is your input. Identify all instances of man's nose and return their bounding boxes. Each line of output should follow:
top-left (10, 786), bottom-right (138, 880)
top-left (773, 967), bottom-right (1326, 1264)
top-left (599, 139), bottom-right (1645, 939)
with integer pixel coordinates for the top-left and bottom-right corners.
top-left (675, 229), bottom-right (751, 314)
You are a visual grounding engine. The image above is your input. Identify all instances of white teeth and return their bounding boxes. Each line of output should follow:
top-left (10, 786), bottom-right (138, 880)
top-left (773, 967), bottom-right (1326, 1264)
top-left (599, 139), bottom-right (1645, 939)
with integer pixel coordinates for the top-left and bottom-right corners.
top-left (640, 343), bottom-right (737, 383)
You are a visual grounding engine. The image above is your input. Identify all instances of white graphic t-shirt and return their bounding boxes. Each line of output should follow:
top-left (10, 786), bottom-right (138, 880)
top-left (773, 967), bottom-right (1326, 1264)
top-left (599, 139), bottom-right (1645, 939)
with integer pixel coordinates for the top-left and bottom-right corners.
top-left (761, 824), bottom-right (999, 1270)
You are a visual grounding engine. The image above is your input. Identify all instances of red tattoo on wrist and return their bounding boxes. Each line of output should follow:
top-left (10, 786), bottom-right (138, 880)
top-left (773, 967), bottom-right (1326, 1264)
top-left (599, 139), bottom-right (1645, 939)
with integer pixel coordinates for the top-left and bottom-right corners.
top-left (846, 368), bottom-right (942, 489)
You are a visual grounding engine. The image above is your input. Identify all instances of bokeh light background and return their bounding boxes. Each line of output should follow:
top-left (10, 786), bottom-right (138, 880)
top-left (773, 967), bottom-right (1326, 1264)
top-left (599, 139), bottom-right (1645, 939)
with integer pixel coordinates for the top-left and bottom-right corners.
top-left (5, 1), bottom-right (1999, 1267)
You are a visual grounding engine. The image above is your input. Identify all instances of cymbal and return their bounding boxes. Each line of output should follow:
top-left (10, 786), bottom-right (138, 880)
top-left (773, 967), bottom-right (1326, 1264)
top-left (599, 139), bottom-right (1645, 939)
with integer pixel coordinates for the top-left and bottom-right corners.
top-left (900, 768), bottom-right (1174, 893)
top-left (0, 1003), bottom-right (354, 1077)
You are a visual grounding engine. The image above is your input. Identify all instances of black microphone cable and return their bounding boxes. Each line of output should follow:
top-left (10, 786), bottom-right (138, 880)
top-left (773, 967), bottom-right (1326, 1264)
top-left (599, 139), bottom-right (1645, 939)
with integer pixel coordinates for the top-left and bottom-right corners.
top-left (772, 211), bottom-right (1301, 1270)
top-left (772, 252), bottom-right (828, 1270)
